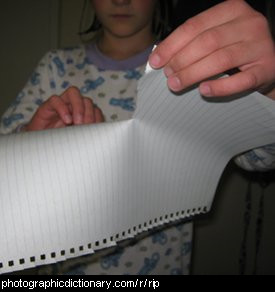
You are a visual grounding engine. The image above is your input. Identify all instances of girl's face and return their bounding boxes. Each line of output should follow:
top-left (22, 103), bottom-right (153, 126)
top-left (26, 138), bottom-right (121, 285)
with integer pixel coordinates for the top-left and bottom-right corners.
top-left (91, 0), bottom-right (157, 38)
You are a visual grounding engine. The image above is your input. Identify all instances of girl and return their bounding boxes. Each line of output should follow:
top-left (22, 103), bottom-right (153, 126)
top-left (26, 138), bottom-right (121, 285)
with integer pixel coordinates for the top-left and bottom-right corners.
top-left (1, 0), bottom-right (275, 275)
top-left (1, 0), bottom-right (193, 275)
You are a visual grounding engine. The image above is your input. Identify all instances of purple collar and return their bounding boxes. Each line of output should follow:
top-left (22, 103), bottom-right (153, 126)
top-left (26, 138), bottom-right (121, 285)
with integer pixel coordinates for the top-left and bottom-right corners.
top-left (85, 42), bottom-right (154, 71)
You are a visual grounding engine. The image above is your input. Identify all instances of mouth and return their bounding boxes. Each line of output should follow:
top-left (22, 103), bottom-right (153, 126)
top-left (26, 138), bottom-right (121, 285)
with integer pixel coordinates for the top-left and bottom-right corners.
top-left (110, 14), bottom-right (134, 19)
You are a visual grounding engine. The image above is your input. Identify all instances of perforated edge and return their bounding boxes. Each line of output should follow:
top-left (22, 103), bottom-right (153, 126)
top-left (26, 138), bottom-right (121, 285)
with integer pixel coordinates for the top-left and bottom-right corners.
top-left (0, 206), bottom-right (208, 273)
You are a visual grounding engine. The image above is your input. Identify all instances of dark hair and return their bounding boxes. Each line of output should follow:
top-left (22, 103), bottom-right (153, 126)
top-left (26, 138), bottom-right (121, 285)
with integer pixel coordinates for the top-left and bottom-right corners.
top-left (266, 0), bottom-right (275, 40)
top-left (79, 0), bottom-right (173, 41)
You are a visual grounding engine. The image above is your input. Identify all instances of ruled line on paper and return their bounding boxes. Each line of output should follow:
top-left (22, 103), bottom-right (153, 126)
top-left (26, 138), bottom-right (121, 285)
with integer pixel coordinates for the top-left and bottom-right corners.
top-left (1, 64), bottom-right (275, 273)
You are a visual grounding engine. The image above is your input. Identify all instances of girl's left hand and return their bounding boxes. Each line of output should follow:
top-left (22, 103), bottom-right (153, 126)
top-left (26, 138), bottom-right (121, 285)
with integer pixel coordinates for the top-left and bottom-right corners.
top-left (149, 0), bottom-right (275, 98)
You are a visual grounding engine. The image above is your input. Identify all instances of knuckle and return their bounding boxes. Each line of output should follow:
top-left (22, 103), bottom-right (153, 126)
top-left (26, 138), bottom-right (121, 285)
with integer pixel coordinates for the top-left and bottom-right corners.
top-left (169, 58), bottom-right (179, 72)
top-left (84, 97), bottom-right (94, 105)
top-left (231, 0), bottom-right (255, 15)
top-left (217, 48), bottom-right (235, 69)
top-left (181, 18), bottom-right (199, 35)
top-left (209, 80), bottom-right (229, 97)
top-left (232, 0), bottom-right (247, 12)
top-left (177, 71), bottom-right (191, 88)
top-left (245, 72), bottom-right (258, 89)
top-left (232, 0), bottom-right (264, 21)
top-left (48, 95), bottom-right (60, 103)
top-left (201, 29), bottom-right (221, 51)
top-left (241, 11), bottom-right (270, 39)
top-left (66, 86), bottom-right (81, 96)
top-left (84, 98), bottom-right (95, 111)
top-left (251, 13), bottom-right (269, 32)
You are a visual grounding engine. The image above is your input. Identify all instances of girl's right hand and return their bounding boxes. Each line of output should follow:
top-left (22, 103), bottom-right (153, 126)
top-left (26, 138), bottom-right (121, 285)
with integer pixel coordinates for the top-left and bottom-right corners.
top-left (24, 86), bottom-right (105, 132)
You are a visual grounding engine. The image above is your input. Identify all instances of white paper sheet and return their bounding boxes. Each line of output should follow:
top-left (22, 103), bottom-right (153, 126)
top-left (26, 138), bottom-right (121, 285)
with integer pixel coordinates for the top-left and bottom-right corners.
top-left (1, 64), bottom-right (275, 273)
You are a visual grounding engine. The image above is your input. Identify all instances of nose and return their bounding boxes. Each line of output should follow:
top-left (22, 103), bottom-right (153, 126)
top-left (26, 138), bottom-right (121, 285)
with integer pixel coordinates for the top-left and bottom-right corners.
top-left (112, 0), bottom-right (131, 6)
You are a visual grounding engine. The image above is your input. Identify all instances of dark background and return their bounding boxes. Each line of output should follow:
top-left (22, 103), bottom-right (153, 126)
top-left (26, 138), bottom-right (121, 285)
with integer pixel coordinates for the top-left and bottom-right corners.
top-left (173, 0), bottom-right (267, 27)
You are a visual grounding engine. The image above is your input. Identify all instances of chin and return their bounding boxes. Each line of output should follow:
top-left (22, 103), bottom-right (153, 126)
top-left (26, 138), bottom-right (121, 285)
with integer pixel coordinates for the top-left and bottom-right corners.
top-left (108, 28), bottom-right (145, 39)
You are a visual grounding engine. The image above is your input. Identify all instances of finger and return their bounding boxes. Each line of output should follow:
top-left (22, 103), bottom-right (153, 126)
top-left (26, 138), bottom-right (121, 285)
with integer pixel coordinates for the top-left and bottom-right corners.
top-left (199, 66), bottom-right (264, 97)
top-left (149, 0), bottom-right (255, 68)
top-left (83, 98), bottom-right (96, 124)
top-left (94, 107), bottom-right (105, 124)
top-left (61, 86), bottom-right (85, 125)
top-left (41, 95), bottom-right (72, 125)
top-left (167, 42), bottom-right (260, 92)
top-left (164, 18), bottom-right (249, 77)
top-left (50, 119), bottom-right (67, 129)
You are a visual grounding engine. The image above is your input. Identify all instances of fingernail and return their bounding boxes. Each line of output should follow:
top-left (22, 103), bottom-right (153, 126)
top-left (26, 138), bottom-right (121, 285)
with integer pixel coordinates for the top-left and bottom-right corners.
top-left (75, 114), bottom-right (83, 125)
top-left (164, 66), bottom-right (174, 77)
top-left (64, 114), bottom-right (72, 124)
top-left (149, 54), bottom-right (161, 68)
top-left (168, 76), bottom-right (182, 92)
top-left (200, 84), bottom-right (212, 97)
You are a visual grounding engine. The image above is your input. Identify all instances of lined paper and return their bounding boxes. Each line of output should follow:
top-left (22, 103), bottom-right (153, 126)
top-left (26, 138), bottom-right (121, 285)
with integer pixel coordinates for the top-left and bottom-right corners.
top-left (1, 64), bottom-right (275, 273)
